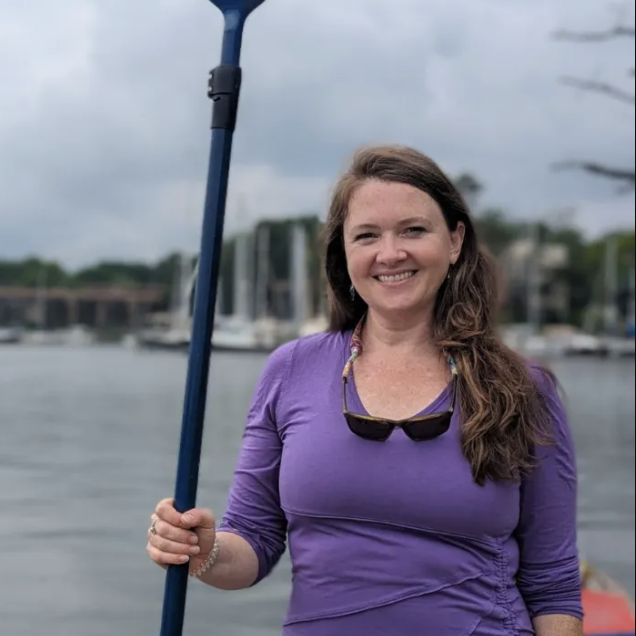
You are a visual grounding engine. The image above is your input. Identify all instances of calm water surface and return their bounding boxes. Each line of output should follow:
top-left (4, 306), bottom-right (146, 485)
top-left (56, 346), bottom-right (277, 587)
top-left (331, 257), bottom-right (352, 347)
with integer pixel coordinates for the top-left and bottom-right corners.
top-left (0, 345), bottom-right (633, 636)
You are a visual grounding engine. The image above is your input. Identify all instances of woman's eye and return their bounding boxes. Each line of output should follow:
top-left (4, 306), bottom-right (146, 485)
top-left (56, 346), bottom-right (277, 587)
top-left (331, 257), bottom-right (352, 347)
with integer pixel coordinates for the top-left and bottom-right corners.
top-left (354, 232), bottom-right (375, 241)
top-left (404, 226), bottom-right (426, 236)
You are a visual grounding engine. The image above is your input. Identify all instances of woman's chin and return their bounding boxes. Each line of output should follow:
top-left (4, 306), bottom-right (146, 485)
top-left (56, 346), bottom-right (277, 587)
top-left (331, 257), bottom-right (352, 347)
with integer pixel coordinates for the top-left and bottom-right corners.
top-left (369, 299), bottom-right (431, 319)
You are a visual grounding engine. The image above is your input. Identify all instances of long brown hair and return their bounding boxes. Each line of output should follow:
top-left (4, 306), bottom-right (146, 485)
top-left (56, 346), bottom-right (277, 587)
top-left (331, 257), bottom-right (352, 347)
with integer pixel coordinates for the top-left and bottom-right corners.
top-left (323, 145), bottom-right (553, 485)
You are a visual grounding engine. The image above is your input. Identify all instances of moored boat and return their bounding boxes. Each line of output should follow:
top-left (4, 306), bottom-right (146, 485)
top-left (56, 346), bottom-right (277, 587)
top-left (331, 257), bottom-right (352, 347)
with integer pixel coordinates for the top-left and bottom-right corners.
top-left (0, 326), bottom-right (22, 344)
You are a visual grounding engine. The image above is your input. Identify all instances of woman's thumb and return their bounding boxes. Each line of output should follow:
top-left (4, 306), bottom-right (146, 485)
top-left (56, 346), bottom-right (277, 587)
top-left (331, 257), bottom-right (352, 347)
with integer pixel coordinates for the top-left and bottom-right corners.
top-left (180, 508), bottom-right (215, 530)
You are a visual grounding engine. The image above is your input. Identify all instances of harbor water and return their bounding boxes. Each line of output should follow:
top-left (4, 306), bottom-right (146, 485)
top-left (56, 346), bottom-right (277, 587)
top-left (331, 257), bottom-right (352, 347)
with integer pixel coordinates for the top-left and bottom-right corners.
top-left (0, 345), bottom-right (634, 635)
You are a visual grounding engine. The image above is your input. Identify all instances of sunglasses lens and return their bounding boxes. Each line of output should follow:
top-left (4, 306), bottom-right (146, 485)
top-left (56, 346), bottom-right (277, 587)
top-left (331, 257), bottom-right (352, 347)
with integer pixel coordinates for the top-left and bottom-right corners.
top-left (345, 414), bottom-right (392, 441)
top-left (402, 413), bottom-right (452, 441)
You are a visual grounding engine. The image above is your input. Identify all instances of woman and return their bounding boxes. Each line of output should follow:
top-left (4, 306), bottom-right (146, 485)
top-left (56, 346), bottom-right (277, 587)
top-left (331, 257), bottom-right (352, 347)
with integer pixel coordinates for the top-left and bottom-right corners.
top-left (147, 145), bottom-right (583, 635)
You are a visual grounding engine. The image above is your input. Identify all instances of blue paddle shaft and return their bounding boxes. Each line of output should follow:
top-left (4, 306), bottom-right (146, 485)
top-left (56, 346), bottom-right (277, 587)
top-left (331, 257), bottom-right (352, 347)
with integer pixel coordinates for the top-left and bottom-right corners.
top-left (158, 5), bottom-right (263, 635)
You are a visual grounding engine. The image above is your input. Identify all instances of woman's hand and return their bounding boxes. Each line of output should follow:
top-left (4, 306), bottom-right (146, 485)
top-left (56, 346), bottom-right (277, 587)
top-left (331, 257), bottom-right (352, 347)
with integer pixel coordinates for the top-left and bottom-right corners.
top-left (146, 497), bottom-right (216, 571)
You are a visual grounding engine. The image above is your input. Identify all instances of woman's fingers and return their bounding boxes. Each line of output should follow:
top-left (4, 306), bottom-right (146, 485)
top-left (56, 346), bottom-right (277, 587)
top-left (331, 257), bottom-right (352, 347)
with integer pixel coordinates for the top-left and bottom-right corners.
top-left (180, 507), bottom-right (215, 530)
top-left (154, 518), bottom-right (199, 546)
top-left (147, 542), bottom-right (191, 565)
top-left (149, 530), bottom-right (201, 556)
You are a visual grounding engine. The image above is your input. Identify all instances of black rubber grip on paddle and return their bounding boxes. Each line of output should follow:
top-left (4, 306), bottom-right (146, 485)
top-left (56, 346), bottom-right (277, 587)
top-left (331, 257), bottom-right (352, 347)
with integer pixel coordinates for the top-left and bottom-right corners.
top-left (208, 64), bottom-right (242, 131)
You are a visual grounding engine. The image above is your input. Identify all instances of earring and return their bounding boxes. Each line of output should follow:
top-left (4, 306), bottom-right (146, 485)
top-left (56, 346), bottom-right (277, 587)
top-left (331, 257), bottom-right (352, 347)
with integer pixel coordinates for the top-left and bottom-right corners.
top-left (350, 285), bottom-right (356, 301)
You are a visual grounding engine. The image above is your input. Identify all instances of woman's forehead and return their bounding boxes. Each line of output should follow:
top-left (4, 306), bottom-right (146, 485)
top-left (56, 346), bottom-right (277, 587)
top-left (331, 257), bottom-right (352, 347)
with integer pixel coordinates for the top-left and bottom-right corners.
top-left (345, 180), bottom-right (442, 227)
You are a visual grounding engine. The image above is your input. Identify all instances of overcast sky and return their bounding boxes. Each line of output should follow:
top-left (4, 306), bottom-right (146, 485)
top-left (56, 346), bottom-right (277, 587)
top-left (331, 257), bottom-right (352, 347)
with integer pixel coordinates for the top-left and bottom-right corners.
top-left (1, 0), bottom-right (634, 269)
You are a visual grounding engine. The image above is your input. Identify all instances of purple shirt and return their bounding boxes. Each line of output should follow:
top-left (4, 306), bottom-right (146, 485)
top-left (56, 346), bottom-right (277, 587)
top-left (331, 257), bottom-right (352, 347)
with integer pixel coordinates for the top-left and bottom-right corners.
top-left (218, 330), bottom-right (582, 635)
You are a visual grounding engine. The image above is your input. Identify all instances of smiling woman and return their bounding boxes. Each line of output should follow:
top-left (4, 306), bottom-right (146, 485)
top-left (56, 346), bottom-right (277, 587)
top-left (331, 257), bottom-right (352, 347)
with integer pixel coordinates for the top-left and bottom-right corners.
top-left (343, 180), bottom-right (465, 330)
top-left (147, 145), bottom-right (584, 636)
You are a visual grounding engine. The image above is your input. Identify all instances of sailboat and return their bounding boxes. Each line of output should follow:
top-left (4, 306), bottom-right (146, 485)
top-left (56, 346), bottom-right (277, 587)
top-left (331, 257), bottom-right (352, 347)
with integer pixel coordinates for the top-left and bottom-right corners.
top-left (0, 326), bottom-right (22, 344)
top-left (212, 225), bottom-right (279, 353)
top-left (293, 221), bottom-right (327, 337)
top-left (135, 252), bottom-right (194, 351)
top-left (566, 236), bottom-right (635, 358)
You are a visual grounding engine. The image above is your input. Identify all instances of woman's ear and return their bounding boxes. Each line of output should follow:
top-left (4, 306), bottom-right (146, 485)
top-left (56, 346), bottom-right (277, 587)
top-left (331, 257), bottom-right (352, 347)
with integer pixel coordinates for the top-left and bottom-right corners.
top-left (450, 222), bottom-right (466, 265)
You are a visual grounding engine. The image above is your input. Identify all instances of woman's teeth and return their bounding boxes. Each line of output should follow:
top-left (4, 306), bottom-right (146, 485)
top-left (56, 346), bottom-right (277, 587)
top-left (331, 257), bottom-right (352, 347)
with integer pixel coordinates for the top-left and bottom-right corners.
top-left (377, 271), bottom-right (416, 283)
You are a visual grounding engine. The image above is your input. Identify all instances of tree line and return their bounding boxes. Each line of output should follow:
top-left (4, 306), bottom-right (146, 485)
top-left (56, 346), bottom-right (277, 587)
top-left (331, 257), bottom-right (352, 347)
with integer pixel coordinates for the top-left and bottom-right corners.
top-left (0, 176), bottom-right (633, 330)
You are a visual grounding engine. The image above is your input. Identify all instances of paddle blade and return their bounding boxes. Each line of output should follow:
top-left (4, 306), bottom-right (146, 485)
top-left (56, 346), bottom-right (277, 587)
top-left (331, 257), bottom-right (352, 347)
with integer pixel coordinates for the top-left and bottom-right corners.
top-left (209, 0), bottom-right (266, 15)
top-left (582, 589), bottom-right (635, 634)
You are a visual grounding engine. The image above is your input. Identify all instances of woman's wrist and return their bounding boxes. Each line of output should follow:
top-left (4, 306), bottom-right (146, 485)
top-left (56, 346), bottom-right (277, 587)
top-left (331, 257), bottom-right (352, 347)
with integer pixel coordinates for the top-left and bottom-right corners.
top-left (189, 536), bottom-right (221, 579)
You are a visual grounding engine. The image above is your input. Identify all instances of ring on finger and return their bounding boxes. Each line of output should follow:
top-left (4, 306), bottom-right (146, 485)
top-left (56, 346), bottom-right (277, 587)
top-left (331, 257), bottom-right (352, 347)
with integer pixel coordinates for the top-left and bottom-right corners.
top-left (148, 515), bottom-right (158, 537)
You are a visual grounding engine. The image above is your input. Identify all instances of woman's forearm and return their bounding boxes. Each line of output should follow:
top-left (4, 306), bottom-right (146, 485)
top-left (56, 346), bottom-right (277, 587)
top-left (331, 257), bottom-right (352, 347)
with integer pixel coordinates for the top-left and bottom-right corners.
top-left (533, 614), bottom-right (583, 636)
top-left (197, 531), bottom-right (260, 591)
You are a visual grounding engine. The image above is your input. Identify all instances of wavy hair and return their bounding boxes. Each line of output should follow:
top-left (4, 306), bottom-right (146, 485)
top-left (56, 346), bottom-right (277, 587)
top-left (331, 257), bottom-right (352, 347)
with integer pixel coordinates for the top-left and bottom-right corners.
top-left (323, 145), bottom-right (553, 485)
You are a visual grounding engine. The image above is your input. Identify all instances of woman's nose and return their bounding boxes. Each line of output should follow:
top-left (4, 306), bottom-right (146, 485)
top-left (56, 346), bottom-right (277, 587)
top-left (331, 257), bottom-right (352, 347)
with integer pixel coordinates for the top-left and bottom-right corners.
top-left (376, 236), bottom-right (406, 266)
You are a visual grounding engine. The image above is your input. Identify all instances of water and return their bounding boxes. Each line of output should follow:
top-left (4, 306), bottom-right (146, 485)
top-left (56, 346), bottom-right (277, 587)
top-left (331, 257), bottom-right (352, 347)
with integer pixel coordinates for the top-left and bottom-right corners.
top-left (0, 346), bottom-right (633, 636)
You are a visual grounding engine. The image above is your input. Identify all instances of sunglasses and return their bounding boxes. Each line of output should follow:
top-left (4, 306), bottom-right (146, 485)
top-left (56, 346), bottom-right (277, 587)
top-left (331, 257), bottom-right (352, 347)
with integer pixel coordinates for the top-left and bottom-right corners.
top-left (342, 373), bottom-right (457, 442)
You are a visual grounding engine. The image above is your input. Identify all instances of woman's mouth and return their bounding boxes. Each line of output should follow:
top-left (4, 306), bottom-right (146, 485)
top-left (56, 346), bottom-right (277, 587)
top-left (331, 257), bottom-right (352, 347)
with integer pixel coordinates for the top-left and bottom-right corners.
top-left (375, 270), bottom-right (417, 284)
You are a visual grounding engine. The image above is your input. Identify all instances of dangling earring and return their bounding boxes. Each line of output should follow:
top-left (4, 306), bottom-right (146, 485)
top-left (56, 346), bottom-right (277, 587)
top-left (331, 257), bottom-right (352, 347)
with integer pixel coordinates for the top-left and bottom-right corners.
top-left (350, 285), bottom-right (356, 301)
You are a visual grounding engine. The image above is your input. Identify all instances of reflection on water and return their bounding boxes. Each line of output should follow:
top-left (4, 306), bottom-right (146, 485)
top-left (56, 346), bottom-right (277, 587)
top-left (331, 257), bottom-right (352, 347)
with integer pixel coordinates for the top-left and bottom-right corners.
top-left (0, 347), bottom-right (633, 636)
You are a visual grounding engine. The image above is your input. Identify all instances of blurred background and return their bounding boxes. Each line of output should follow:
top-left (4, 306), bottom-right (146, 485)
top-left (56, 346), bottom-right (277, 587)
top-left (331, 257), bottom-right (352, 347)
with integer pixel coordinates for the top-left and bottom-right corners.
top-left (0, 0), bottom-right (634, 634)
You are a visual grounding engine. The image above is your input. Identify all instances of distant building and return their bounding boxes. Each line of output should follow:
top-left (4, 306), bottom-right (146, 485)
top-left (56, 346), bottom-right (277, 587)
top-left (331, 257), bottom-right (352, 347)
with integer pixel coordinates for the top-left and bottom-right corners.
top-left (0, 285), bottom-right (166, 330)
top-left (499, 239), bottom-right (570, 324)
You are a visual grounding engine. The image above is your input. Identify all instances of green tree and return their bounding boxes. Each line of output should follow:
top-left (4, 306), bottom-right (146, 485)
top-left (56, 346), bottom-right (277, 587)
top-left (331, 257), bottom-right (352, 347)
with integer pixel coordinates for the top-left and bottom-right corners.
top-left (454, 173), bottom-right (484, 210)
top-left (73, 261), bottom-right (155, 287)
top-left (474, 208), bottom-right (524, 256)
top-left (0, 258), bottom-right (69, 287)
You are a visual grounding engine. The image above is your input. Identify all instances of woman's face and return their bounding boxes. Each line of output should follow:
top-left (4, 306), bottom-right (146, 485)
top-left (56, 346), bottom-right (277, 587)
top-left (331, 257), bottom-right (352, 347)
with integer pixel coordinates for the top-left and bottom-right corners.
top-left (343, 179), bottom-right (464, 322)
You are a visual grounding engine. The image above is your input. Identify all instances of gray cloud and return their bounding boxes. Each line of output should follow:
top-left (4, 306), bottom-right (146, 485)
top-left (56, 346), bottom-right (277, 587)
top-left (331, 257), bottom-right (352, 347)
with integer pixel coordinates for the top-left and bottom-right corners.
top-left (0, 0), bottom-right (633, 269)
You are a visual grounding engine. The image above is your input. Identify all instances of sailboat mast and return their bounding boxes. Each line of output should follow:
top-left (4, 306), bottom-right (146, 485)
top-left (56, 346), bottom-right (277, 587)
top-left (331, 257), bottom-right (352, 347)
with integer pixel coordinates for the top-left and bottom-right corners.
top-left (255, 225), bottom-right (270, 320)
top-left (604, 236), bottom-right (618, 336)
top-left (527, 221), bottom-right (541, 334)
top-left (291, 222), bottom-right (308, 329)
top-left (233, 233), bottom-right (252, 320)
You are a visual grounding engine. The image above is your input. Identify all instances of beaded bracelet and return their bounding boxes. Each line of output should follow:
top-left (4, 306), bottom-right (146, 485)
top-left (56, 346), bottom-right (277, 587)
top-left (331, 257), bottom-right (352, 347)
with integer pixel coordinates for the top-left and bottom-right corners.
top-left (189, 537), bottom-right (220, 579)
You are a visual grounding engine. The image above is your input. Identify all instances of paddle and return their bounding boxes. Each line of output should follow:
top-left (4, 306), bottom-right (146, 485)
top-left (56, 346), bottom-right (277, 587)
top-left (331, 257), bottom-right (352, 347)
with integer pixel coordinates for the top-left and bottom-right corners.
top-left (159, 1), bottom-right (268, 634)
